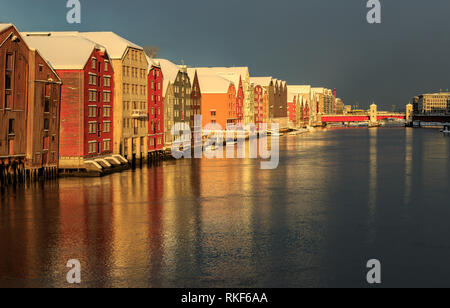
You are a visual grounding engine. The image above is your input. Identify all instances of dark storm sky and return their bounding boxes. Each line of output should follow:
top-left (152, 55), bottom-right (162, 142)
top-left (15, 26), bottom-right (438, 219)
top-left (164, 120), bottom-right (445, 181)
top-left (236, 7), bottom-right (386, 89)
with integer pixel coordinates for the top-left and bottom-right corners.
top-left (2, 0), bottom-right (450, 110)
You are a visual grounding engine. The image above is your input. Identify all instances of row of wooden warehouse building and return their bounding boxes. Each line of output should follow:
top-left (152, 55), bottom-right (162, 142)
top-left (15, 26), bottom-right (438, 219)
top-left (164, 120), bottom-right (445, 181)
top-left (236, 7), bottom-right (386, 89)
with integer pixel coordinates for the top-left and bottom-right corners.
top-left (0, 23), bottom-right (341, 185)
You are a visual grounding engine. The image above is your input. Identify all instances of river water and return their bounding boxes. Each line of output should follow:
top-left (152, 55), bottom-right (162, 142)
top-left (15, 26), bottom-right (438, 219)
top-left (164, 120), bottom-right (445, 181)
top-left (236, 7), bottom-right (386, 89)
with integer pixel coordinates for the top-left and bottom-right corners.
top-left (1, 127), bottom-right (450, 288)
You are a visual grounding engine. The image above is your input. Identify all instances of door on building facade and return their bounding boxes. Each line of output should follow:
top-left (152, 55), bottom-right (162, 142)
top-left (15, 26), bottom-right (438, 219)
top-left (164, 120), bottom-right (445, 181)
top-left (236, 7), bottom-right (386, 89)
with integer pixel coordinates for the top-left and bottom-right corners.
top-left (42, 137), bottom-right (50, 165)
top-left (8, 139), bottom-right (14, 155)
top-left (42, 152), bottom-right (48, 165)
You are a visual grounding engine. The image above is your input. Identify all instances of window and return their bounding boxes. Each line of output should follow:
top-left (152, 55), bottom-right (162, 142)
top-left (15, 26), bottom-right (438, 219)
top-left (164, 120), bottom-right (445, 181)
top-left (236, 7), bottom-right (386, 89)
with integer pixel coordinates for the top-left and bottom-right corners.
top-left (92, 58), bottom-right (97, 70)
top-left (105, 61), bottom-right (109, 72)
top-left (89, 90), bottom-right (97, 102)
top-left (5, 73), bottom-right (12, 90)
top-left (8, 119), bottom-right (14, 135)
top-left (88, 141), bottom-right (97, 154)
top-left (103, 139), bottom-right (111, 151)
top-left (104, 91), bottom-right (111, 103)
top-left (103, 121), bottom-right (111, 133)
top-left (6, 53), bottom-right (13, 70)
top-left (104, 76), bottom-right (111, 87)
top-left (89, 122), bottom-right (97, 134)
top-left (44, 119), bottom-right (50, 131)
top-left (88, 106), bottom-right (96, 117)
top-left (44, 99), bottom-right (50, 113)
top-left (89, 74), bottom-right (97, 86)
top-left (45, 84), bottom-right (51, 97)
top-left (5, 93), bottom-right (12, 109)
top-left (104, 106), bottom-right (111, 117)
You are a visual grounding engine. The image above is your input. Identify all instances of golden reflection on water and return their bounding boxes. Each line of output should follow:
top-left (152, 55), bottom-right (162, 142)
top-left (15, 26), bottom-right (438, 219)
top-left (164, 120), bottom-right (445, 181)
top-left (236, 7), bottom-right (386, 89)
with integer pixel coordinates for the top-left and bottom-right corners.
top-left (2, 129), bottom-right (450, 287)
top-left (404, 128), bottom-right (413, 206)
top-left (368, 128), bottom-right (378, 244)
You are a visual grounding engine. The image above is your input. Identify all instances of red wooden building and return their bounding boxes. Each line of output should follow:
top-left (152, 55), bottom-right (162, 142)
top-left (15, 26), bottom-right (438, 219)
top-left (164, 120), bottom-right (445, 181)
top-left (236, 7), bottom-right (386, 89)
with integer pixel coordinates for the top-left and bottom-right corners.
top-left (1, 24), bottom-right (62, 185)
top-left (287, 97), bottom-right (297, 127)
top-left (24, 34), bottom-right (116, 172)
top-left (253, 84), bottom-right (264, 130)
top-left (147, 57), bottom-right (164, 157)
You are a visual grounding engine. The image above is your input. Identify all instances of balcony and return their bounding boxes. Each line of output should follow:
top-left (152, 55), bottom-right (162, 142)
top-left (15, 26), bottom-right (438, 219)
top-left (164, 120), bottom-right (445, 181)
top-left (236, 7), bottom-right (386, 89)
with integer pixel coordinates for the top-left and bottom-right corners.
top-left (131, 109), bottom-right (148, 119)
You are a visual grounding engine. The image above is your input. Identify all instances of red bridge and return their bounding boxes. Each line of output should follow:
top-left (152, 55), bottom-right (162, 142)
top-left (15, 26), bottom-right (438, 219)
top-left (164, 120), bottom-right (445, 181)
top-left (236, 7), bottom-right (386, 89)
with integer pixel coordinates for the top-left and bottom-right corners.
top-left (321, 114), bottom-right (405, 123)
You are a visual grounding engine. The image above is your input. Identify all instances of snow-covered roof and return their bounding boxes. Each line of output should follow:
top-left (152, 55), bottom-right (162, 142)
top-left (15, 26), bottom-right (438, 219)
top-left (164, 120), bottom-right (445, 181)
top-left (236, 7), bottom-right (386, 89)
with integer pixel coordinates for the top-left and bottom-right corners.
top-left (288, 85), bottom-right (312, 94)
top-left (154, 58), bottom-right (181, 97)
top-left (194, 67), bottom-right (249, 78)
top-left (190, 70), bottom-right (234, 94)
top-left (190, 67), bottom-right (245, 91)
top-left (0, 23), bottom-right (13, 33)
top-left (193, 66), bottom-right (249, 81)
top-left (79, 32), bottom-right (143, 60)
top-left (23, 34), bottom-right (105, 70)
top-left (22, 31), bottom-right (142, 60)
top-left (250, 77), bottom-right (273, 87)
top-left (145, 55), bottom-right (161, 74)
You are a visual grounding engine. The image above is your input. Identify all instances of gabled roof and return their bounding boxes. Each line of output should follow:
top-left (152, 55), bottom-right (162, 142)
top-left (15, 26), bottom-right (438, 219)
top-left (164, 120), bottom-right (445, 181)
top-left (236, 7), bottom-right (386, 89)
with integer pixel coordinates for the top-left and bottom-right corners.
top-left (186, 68), bottom-right (198, 88)
top-left (288, 85), bottom-right (312, 94)
top-left (145, 55), bottom-right (161, 74)
top-left (190, 71), bottom-right (234, 94)
top-left (79, 32), bottom-right (143, 60)
top-left (154, 58), bottom-right (181, 97)
top-left (190, 67), bottom-right (244, 92)
top-left (23, 34), bottom-right (105, 70)
top-left (24, 31), bottom-right (144, 60)
top-left (0, 26), bottom-right (60, 82)
top-left (0, 23), bottom-right (13, 33)
top-left (250, 77), bottom-right (273, 87)
top-left (194, 67), bottom-right (249, 78)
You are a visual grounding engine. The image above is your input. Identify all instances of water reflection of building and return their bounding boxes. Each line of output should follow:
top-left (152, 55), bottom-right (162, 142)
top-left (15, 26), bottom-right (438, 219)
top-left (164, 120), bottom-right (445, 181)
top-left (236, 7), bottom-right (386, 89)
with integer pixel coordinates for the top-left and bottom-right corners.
top-left (57, 177), bottom-right (115, 287)
top-left (404, 129), bottom-right (413, 205)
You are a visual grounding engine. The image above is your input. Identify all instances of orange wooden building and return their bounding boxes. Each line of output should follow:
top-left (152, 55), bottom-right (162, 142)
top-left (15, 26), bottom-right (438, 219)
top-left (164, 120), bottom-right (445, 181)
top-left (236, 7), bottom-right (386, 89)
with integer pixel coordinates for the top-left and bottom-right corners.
top-left (189, 70), bottom-right (236, 130)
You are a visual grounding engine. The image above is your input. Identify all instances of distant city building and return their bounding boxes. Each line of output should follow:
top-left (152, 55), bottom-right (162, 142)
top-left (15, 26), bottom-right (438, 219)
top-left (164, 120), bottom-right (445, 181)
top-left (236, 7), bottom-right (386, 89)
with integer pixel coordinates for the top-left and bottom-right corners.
top-left (312, 88), bottom-right (334, 115)
top-left (252, 84), bottom-right (264, 130)
top-left (287, 93), bottom-right (297, 127)
top-left (413, 92), bottom-right (450, 115)
top-left (335, 98), bottom-right (344, 114)
top-left (272, 79), bottom-right (288, 119)
top-left (344, 105), bottom-right (352, 114)
top-left (250, 77), bottom-right (273, 123)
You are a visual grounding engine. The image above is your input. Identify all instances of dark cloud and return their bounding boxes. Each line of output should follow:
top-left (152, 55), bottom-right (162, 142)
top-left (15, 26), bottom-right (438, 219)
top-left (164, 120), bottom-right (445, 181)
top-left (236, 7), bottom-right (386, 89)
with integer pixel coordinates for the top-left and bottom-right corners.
top-left (2, 0), bottom-right (449, 110)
